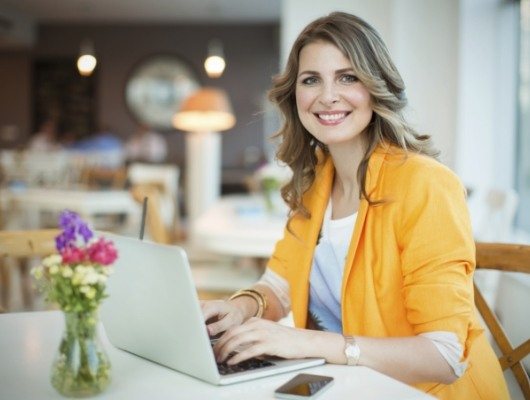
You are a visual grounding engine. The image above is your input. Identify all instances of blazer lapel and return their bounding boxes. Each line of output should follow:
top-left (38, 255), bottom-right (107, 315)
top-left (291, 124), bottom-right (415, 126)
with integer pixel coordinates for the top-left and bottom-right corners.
top-left (340, 148), bottom-right (387, 305)
top-left (290, 155), bottom-right (334, 328)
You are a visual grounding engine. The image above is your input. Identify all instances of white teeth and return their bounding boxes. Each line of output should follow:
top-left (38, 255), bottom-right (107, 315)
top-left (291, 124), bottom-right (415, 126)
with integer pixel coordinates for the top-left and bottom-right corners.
top-left (318, 113), bottom-right (346, 121)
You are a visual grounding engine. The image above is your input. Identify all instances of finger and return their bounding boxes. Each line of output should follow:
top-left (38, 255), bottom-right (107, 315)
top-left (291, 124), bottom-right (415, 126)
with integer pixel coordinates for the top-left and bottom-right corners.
top-left (216, 329), bottom-right (260, 362)
top-left (214, 322), bottom-right (249, 352)
top-left (214, 316), bottom-right (266, 349)
top-left (209, 305), bottom-right (250, 336)
top-left (227, 343), bottom-right (267, 365)
top-left (201, 300), bottom-right (228, 322)
top-left (208, 315), bottom-right (239, 337)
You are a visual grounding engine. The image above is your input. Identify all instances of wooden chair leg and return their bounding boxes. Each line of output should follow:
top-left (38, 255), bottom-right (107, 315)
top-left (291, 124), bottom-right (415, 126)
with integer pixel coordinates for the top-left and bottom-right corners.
top-left (19, 258), bottom-right (34, 310)
top-left (0, 259), bottom-right (11, 311)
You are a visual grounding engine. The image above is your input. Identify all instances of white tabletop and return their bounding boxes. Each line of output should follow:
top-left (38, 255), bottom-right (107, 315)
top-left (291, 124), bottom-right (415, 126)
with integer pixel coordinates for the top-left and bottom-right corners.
top-left (0, 187), bottom-right (140, 229)
top-left (192, 194), bottom-right (287, 258)
top-left (6, 187), bottom-right (138, 215)
top-left (0, 311), bottom-right (434, 400)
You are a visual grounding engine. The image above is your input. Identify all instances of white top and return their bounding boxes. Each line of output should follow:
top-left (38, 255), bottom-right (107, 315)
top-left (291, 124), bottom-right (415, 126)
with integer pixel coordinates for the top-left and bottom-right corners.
top-left (308, 204), bottom-right (357, 332)
top-left (259, 200), bottom-right (467, 377)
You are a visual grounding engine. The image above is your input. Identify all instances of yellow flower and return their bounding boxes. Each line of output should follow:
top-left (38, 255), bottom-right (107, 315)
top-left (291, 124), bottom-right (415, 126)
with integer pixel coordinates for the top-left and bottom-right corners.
top-left (85, 287), bottom-right (96, 299)
top-left (49, 265), bottom-right (59, 275)
top-left (82, 271), bottom-right (100, 285)
top-left (31, 266), bottom-right (43, 280)
top-left (72, 273), bottom-right (83, 286)
top-left (61, 267), bottom-right (73, 278)
top-left (43, 254), bottom-right (62, 267)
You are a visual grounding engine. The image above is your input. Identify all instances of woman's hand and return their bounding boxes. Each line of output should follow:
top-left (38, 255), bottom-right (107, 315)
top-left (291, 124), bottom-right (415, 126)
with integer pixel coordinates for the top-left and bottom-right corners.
top-left (213, 318), bottom-right (317, 365)
top-left (201, 299), bottom-right (250, 337)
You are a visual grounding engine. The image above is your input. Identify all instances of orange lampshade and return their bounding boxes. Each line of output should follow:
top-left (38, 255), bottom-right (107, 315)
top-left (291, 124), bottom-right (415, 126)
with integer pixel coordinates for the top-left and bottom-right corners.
top-left (172, 87), bottom-right (236, 132)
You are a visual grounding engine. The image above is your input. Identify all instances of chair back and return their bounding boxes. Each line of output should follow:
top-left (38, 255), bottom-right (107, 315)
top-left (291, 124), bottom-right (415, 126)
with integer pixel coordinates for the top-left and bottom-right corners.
top-left (127, 163), bottom-right (180, 231)
top-left (0, 229), bottom-right (60, 311)
top-left (0, 229), bottom-right (60, 258)
top-left (80, 166), bottom-right (127, 189)
top-left (474, 242), bottom-right (530, 399)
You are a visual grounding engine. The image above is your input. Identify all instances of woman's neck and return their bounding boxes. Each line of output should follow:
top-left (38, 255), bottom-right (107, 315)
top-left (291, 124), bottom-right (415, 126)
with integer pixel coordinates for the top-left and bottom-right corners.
top-left (327, 134), bottom-right (368, 218)
top-left (328, 134), bottom-right (367, 195)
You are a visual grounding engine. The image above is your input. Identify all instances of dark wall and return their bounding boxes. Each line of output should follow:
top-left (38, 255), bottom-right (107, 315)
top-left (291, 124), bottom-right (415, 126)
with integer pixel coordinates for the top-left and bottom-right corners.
top-left (0, 22), bottom-right (279, 168)
top-left (0, 52), bottom-right (32, 145)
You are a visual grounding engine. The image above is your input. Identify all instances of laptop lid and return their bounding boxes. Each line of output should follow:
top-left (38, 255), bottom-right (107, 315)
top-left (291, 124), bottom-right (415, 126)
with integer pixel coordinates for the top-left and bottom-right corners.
top-left (100, 234), bottom-right (220, 384)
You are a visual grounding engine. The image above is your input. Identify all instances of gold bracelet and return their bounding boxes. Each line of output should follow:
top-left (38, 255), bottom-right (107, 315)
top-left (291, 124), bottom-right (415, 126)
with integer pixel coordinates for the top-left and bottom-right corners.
top-left (228, 289), bottom-right (267, 318)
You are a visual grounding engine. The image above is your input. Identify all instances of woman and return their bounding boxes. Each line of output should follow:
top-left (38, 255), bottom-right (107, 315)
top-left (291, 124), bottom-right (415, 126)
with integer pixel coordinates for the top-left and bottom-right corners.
top-left (202, 12), bottom-right (509, 399)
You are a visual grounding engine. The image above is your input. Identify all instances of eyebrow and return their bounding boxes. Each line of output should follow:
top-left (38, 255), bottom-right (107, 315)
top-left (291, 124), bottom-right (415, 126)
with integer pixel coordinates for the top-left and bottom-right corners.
top-left (297, 67), bottom-right (355, 78)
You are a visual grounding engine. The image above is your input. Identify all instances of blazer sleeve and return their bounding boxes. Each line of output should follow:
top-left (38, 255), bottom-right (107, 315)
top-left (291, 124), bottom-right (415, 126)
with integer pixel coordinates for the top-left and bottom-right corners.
top-left (267, 227), bottom-right (291, 281)
top-left (397, 162), bottom-right (481, 357)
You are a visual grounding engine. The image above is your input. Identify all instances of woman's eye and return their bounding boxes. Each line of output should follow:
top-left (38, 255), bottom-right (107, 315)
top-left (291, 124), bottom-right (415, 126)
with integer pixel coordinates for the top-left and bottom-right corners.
top-left (301, 76), bottom-right (318, 85)
top-left (340, 74), bottom-right (358, 83)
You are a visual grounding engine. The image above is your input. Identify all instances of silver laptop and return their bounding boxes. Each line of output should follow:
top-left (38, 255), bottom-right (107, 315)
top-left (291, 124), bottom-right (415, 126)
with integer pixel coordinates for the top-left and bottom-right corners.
top-left (100, 234), bottom-right (324, 385)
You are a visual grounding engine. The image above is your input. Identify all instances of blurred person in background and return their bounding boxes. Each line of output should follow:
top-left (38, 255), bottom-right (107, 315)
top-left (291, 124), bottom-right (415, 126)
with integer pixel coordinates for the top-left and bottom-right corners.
top-left (125, 123), bottom-right (167, 163)
top-left (29, 119), bottom-right (62, 151)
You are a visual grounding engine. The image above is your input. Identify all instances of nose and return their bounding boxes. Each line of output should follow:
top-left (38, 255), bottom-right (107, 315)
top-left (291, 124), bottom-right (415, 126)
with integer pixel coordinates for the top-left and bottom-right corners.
top-left (319, 82), bottom-right (340, 106)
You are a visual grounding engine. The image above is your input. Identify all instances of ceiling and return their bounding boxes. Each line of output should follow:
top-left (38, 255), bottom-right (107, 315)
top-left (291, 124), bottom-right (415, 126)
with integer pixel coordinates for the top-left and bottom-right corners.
top-left (0, 0), bottom-right (281, 23)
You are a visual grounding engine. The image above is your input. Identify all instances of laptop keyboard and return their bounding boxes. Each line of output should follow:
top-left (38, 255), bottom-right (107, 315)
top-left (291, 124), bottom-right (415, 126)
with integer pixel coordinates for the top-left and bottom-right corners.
top-left (217, 357), bottom-right (275, 375)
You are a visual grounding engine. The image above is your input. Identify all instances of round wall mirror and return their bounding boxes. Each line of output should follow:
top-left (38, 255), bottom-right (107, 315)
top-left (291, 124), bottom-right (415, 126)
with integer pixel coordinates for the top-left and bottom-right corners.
top-left (125, 55), bottom-right (200, 130)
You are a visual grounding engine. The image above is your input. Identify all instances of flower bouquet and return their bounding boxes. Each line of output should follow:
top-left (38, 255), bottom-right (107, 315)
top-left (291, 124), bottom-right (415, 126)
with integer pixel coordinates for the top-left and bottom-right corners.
top-left (32, 210), bottom-right (118, 397)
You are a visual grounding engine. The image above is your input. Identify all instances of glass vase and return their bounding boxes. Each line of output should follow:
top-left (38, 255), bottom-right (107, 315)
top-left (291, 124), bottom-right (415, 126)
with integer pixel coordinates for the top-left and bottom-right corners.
top-left (51, 310), bottom-right (111, 397)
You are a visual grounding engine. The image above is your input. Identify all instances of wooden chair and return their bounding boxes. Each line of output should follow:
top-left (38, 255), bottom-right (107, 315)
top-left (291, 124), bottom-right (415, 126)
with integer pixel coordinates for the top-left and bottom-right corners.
top-left (475, 242), bottom-right (530, 399)
top-left (127, 163), bottom-right (181, 238)
top-left (0, 229), bottom-right (59, 311)
top-left (80, 166), bottom-right (127, 189)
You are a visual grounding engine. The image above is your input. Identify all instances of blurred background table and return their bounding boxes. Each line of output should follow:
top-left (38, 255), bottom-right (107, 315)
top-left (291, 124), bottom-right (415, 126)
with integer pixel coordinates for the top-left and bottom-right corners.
top-left (192, 194), bottom-right (287, 258)
top-left (0, 187), bottom-right (140, 231)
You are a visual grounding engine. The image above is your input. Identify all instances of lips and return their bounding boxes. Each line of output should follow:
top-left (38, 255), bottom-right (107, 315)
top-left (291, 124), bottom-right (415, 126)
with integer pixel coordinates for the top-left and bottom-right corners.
top-left (314, 111), bottom-right (351, 125)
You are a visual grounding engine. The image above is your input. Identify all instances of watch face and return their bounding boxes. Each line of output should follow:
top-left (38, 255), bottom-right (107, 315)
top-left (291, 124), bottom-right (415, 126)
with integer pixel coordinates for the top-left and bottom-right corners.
top-left (344, 338), bottom-right (360, 365)
top-left (345, 344), bottom-right (358, 357)
top-left (125, 55), bottom-right (200, 130)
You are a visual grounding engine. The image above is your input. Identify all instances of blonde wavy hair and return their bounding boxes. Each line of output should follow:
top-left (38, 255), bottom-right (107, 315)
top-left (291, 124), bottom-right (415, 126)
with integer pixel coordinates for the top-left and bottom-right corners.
top-left (269, 12), bottom-right (438, 219)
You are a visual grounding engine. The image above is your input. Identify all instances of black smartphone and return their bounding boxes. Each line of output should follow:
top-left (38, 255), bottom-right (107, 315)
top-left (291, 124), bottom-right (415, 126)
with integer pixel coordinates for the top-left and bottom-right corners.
top-left (274, 373), bottom-right (334, 399)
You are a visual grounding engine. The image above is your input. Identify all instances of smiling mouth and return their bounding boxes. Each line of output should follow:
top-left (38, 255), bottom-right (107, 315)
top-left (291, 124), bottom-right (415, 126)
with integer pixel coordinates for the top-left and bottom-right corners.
top-left (314, 112), bottom-right (351, 123)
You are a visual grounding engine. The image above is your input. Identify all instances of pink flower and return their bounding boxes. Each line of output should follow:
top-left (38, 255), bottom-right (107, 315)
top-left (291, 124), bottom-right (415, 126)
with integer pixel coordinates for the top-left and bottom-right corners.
top-left (87, 238), bottom-right (118, 266)
top-left (61, 246), bottom-right (86, 264)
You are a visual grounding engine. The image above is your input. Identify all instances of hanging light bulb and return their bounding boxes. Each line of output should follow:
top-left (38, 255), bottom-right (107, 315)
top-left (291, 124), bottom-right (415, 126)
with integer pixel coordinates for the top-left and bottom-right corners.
top-left (77, 39), bottom-right (97, 76)
top-left (204, 39), bottom-right (226, 79)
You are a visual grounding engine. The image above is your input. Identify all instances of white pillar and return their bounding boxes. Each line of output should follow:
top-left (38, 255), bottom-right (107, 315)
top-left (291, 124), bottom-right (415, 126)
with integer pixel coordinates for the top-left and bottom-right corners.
top-left (185, 131), bottom-right (221, 225)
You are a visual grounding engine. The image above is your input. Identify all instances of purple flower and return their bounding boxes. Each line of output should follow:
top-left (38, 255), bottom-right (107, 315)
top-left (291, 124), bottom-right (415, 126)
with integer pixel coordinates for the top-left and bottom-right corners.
top-left (55, 210), bottom-right (94, 251)
top-left (78, 224), bottom-right (93, 242)
top-left (58, 211), bottom-right (79, 230)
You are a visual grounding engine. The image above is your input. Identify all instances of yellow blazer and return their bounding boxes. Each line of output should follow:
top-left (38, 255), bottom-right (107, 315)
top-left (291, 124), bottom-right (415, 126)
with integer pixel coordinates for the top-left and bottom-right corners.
top-left (267, 146), bottom-right (509, 399)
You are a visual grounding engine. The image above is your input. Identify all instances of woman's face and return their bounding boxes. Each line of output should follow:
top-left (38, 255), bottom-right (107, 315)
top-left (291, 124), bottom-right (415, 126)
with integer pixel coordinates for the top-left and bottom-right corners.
top-left (295, 40), bottom-right (373, 148)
